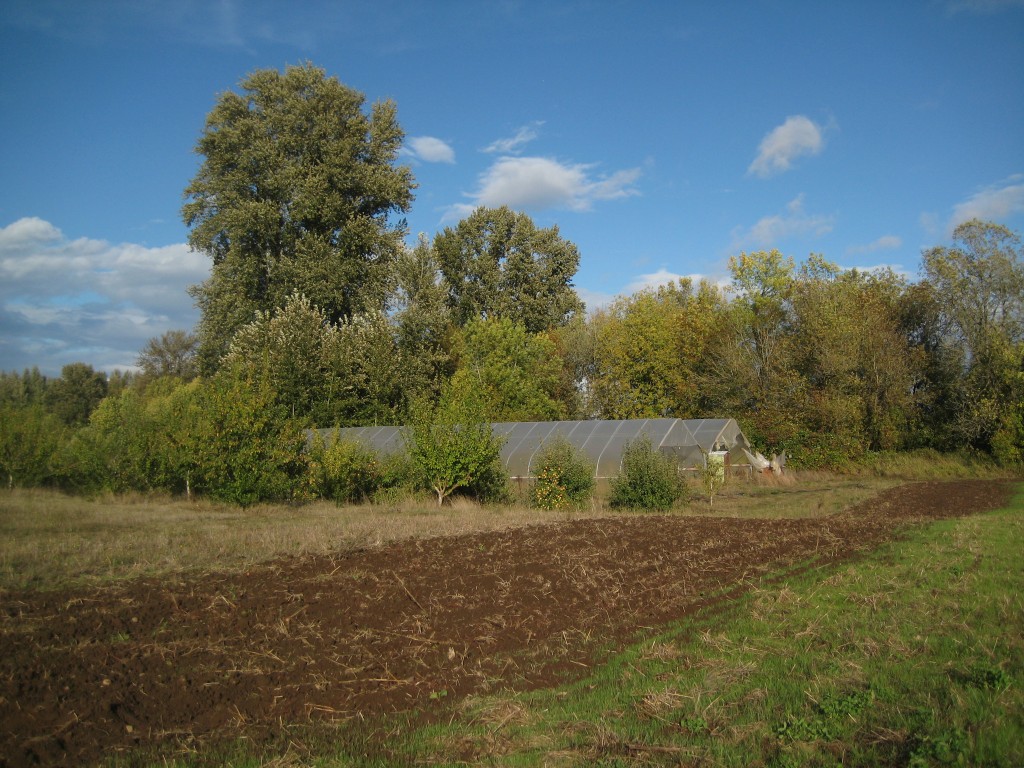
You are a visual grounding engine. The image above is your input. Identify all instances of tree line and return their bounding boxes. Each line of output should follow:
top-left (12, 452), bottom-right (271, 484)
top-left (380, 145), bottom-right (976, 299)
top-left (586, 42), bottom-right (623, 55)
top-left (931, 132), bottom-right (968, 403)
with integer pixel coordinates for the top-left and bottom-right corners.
top-left (2, 63), bottom-right (1021, 504)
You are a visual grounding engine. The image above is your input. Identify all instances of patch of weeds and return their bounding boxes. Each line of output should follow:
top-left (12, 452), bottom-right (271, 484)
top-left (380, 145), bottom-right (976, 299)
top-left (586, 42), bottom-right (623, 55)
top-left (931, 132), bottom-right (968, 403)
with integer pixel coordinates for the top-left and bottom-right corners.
top-left (773, 688), bottom-right (873, 743)
top-left (907, 727), bottom-right (969, 767)
top-left (678, 714), bottom-right (708, 735)
top-left (965, 663), bottom-right (1012, 693)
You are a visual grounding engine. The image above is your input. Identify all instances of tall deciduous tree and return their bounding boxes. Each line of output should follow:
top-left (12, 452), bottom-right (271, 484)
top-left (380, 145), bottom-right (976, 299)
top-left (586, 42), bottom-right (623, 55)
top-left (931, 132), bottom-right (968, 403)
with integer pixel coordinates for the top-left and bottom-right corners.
top-left (222, 292), bottom-right (404, 426)
top-left (183, 63), bottom-right (415, 371)
top-left (703, 251), bottom-right (806, 452)
top-left (136, 330), bottom-right (199, 380)
top-left (393, 236), bottom-right (456, 402)
top-left (45, 363), bottom-right (108, 426)
top-left (434, 206), bottom-right (584, 333)
top-left (921, 219), bottom-right (1024, 460)
top-left (790, 257), bottom-right (918, 458)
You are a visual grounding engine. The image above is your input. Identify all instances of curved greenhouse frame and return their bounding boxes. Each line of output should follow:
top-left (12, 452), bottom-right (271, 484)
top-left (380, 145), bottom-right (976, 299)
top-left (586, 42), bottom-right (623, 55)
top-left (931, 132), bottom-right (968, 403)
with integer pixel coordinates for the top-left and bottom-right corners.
top-left (314, 418), bottom-right (757, 479)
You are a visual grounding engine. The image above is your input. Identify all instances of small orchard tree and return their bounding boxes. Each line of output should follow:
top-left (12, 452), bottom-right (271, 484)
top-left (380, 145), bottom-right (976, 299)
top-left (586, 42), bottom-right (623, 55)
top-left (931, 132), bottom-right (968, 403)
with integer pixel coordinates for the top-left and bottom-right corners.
top-left (698, 450), bottom-right (727, 507)
top-left (609, 435), bottom-right (687, 511)
top-left (404, 382), bottom-right (505, 506)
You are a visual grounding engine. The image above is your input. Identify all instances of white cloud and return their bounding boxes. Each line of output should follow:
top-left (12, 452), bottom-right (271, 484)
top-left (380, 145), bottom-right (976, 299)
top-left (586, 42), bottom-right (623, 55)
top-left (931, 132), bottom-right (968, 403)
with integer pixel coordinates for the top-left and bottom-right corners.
top-left (847, 234), bottom-right (903, 255)
top-left (624, 268), bottom-right (699, 294)
top-left (0, 217), bottom-right (206, 375)
top-left (483, 122), bottom-right (543, 154)
top-left (748, 115), bottom-right (826, 178)
top-left (731, 194), bottom-right (835, 249)
top-left (948, 176), bottom-right (1024, 230)
top-left (406, 136), bottom-right (455, 164)
top-left (0, 216), bottom-right (63, 248)
top-left (462, 156), bottom-right (641, 214)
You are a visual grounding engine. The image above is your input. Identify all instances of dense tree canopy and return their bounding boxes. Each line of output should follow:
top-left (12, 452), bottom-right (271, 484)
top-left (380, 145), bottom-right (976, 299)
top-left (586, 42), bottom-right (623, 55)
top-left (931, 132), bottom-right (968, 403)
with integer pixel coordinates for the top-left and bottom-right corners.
top-left (921, 219), bottom-right (1024, 460)
top-left (45, 363), bottom-right (108, 427)
top-left (5, 47), bottom-right (1023, 503)
top-left (434, 206), bottom-right (584, 333)
top-left (183, 63), bottom-right (415, 371)
top-left (450, 317), bottom-right (565, 422)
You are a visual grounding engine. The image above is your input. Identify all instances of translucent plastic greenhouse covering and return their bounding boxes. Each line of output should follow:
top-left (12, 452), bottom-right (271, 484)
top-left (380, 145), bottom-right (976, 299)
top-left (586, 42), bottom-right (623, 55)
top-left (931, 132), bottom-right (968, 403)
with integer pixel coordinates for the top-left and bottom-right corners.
top-left (314, 418), bottom-right (758, 479)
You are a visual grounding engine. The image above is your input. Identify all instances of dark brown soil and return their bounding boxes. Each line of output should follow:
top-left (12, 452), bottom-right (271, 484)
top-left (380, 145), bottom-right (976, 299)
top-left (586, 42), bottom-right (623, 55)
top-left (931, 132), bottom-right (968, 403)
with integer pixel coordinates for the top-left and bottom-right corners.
top-left (0, 480), bottom-right (1013, 766)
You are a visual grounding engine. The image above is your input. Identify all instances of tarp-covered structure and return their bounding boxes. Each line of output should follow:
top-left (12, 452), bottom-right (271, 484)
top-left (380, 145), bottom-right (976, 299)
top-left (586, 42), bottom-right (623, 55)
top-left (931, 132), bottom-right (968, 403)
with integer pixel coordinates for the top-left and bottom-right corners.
top-left (314, 418), bottom-right (759, 479)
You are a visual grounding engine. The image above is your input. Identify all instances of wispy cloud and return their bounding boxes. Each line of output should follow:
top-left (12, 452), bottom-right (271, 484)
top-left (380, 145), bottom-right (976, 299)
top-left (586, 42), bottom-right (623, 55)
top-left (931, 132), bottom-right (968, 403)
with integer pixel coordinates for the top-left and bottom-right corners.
top-left (748, 115), bottom-right (827, 178)
top-left (0, 217), bottom-right (205, 375)
top-left (577, 286), bottom-right (616, 313)
top-left (731, 194), bottom-right (835, 249)
top-left (482, 122), bottom-right (544, 154)
top-left (405, 136), bottom-right (456, 164)
top-left (846, 234), bottom-right (903, 255)
top-left (946, 0), bottom-right (1024, 14)
top-left (948, 176), bottom-right (1024, 230)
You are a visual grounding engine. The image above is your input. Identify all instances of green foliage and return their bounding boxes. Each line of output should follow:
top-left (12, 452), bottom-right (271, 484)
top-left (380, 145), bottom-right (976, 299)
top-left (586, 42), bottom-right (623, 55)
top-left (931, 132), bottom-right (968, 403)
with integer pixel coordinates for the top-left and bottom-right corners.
top-left (530, 436), bottom-right (595, 510)
top-left (0, 404), bottom-right (65, 488)
top-left (0, 368), bottom-right (50, 407)
top-left (45, 362), bottom-right (108, 426)
top-left (393, 235), bottom-right (456, 403)
top-left (698, 450), bottom-right (726, 505)
top-left (223, 292), bottom-right (406, 425)
top-left (434, 205), bottom-right (584, 333)
top-left (921, 219), bottom-right (1024, 458)
top-left (314, 436), bottom-right (382, 505)
top-left (184, 369), bottom-right (310, 506)
top-left (59, 388), bottom-right (168, 493)
top-left (183, 63), bottom-right (414, 371)
top-left (451, 317), bottom-right (565, 422)
top-left (371, 450), bottom-right (425, 505)
top-left (609, 435), bottom-right (687, 511)
top-left (588, 279), bottom-right (724, 419)
top-left (791, 259), bottom-right (917, 455)
top-left (136, 330), bottom-right (198, 381)
top-left (404, 382), bottom-right (506, 506)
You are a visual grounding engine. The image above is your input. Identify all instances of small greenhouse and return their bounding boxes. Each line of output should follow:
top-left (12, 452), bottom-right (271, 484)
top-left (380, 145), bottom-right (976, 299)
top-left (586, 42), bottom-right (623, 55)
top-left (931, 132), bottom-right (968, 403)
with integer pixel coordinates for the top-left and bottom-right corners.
top-left (314, 418), bottom-right (762, 480)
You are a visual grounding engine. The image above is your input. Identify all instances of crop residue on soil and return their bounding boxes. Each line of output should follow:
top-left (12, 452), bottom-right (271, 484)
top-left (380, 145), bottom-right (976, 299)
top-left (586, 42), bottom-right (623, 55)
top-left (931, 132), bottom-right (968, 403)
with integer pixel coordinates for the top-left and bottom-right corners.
top-left (0, 480), bottom-right (1013, 766)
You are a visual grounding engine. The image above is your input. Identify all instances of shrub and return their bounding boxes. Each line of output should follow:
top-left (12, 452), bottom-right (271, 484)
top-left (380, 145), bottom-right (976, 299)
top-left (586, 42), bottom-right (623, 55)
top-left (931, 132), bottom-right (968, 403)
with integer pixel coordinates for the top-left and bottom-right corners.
top-left (182, 369), bottom-right (309, 506)
top-left (609, 435), bottom-right (687, 511)
top-left (531, 436), bottom-right (595, 510)
top-left (317, 436), bottom-right (382, 504)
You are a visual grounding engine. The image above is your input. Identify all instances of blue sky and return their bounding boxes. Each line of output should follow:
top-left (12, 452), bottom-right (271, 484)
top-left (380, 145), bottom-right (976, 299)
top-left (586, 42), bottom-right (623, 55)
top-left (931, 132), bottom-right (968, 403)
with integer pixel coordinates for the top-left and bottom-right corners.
top-left (1, 0), bottom-right (1022, 376)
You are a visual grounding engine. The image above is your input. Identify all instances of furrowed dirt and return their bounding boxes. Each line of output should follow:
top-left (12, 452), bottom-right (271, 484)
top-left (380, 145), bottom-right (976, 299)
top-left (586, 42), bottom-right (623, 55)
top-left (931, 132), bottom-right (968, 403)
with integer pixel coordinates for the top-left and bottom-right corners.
top-left (0, 480), bottom-right (1013, 766)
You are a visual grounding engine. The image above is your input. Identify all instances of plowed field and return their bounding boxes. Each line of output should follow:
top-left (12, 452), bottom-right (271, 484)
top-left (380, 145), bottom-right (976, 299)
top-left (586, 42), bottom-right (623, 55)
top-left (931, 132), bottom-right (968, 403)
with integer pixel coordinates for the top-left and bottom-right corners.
top-left (0, 480), bottom-right (1013, 766)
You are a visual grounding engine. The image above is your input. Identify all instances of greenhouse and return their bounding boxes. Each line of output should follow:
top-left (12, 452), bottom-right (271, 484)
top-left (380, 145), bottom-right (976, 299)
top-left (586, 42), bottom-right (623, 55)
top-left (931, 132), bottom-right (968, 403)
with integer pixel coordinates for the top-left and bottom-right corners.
top-left (314, 418), bottom-right (761, 480)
